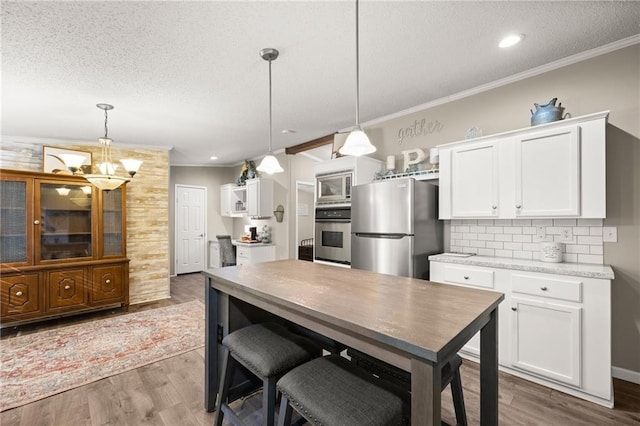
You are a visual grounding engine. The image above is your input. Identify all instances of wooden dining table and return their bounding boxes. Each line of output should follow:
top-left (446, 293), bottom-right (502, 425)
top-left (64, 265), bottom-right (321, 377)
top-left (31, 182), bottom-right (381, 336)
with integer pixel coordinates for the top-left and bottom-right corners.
top-left (203, 259), bottom-right (504, 425)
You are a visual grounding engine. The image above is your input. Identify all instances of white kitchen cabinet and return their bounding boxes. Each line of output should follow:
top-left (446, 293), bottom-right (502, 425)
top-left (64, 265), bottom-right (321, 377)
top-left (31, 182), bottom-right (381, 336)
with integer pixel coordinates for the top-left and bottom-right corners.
top-left (208, 240), bottom-right (220, 268)
top-left (449, 141), bottom-right (499, 218)
top-left (235, 243), bottom-right (276, 266)
top-left (429, 255), bottom-right (613, 407)
top-left (510, 296), bottom-right (582, 387)
top-left (220, 184), bottom-right (246, 217)
top-left (438, 111), bottom-right (607, 219)
top-left (246, 178), bottom-right (274, 218)
top-left (513, 124), bottom-right (581, 217)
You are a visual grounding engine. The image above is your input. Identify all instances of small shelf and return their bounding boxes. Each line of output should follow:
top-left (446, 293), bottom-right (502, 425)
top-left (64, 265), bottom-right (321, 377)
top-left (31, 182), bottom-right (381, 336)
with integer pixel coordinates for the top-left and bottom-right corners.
top-left (374, 169), bottom-right (440, 181)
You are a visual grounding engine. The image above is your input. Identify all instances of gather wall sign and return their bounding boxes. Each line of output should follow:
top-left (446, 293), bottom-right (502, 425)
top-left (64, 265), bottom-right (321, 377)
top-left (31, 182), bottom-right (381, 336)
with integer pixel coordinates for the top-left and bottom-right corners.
top-left (396, 118), bottom-right (444, 145)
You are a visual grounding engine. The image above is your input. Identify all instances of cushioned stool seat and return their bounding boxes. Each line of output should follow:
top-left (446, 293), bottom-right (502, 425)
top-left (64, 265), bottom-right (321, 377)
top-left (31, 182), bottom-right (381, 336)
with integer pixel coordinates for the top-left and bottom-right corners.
top-left (214, 322), bottom-right (321, 426)
top-left (276, 355), bottom-right (410, 426)
top-left (348, 349), bottom-right (467, 426)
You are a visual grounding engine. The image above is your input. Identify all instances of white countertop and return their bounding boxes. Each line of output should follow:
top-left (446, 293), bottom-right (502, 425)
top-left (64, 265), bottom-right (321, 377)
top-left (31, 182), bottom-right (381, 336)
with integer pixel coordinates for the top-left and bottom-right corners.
top-left (233, 241), bottom-right (275, 247)
top-left (428, 254), bottom-right (614, 280)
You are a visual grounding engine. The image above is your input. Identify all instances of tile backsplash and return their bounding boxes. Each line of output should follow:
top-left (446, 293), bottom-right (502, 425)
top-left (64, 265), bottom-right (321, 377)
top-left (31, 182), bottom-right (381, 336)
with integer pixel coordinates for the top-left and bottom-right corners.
top-left (449, 218), bottom-right (604, 264)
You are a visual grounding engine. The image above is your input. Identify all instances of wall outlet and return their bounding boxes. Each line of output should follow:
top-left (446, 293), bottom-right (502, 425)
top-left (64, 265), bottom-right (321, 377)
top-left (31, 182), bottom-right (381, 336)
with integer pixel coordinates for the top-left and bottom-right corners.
top-left (535, 226), bottom-right (546, 241)
top-left (559, 227), bottom-right (574, 243)
top-left (603, 226), bottom-right (618, 242)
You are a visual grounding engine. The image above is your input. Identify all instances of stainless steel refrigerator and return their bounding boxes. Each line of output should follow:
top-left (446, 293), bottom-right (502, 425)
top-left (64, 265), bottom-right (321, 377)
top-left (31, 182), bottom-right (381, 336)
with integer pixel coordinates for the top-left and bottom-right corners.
top-left (351, 178), bottom-right (443, 279)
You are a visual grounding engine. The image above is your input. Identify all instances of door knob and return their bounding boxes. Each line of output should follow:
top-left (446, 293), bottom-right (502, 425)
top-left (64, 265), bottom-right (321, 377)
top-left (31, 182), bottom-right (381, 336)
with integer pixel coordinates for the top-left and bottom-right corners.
top-left (34, 220), bottom-right (41, 225)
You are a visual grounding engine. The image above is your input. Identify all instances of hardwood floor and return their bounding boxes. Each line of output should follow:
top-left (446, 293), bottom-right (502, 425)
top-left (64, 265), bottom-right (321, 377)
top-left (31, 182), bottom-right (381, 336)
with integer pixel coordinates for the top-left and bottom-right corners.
top-left (2, 272), bottom-right (639, 425)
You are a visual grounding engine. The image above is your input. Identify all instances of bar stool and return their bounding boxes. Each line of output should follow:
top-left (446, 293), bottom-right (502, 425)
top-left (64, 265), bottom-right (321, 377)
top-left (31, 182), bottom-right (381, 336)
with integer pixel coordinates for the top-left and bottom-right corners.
top-left (213, 322), bottom-right (322, 426)
top-left (348, 348), bottom-right (467, 426)
top-left (216, 235), bottom-right (236, 267)
top-left (276, 355), bottom-right (410, 426)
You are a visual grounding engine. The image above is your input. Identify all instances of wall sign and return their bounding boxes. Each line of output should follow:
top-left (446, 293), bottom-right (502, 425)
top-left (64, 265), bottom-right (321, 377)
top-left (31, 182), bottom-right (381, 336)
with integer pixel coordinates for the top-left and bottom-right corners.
top-left (397, 118), bottom-right (444, 144)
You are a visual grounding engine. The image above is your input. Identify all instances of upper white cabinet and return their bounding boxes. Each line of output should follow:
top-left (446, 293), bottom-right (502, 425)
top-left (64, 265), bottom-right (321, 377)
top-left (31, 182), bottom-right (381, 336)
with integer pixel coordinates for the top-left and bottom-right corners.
top-left (220, 179), bottom-right (274, 218)
top-left (439, 111), bottom-right (608, 219)
top-left (450, 141), bottom-right (499, 217)
top-left (246, 178), bottom-right (274, 218)
top-left (513, 124), bottom-right (581, 217)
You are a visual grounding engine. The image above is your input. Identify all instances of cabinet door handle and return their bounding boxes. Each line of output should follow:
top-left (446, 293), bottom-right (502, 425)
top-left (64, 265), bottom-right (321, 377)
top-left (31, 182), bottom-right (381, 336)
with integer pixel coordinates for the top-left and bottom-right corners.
top-left (105, 279), bottom-right (111, 284)
top-left (15, 291), bottom-right (23, 297)
top-left (64, 285), bottom-right (71, 290)
top-left (492, 205), bottom-right (497, 210)
top-left (463, 275), bottom-right (469, 280)
top-left (34, 220), bottom-right (41, 225)
top-left (516, 204), bottom-right (522, 209)
top-left (511, 307), bottom-right (517, 311)
top-left (540, 286), bottom-right (548, 291)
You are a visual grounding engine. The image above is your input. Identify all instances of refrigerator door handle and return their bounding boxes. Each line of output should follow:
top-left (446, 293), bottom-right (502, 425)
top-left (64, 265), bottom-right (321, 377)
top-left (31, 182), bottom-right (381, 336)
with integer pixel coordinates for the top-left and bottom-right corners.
top-left (354, 233), bottom-right (408, 239)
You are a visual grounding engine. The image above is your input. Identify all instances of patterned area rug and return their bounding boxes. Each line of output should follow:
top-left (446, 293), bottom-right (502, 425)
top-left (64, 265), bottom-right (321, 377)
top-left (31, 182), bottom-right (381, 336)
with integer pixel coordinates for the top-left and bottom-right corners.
top-left (0, 300), bottom-right (205, 412)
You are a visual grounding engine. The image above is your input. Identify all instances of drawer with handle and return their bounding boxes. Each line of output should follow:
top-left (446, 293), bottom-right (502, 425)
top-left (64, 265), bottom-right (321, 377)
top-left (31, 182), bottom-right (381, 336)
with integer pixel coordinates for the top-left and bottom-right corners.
top-left (512, 273), bottom-right (582, 303)
top-left (442, 265), bottom-right (494, 289)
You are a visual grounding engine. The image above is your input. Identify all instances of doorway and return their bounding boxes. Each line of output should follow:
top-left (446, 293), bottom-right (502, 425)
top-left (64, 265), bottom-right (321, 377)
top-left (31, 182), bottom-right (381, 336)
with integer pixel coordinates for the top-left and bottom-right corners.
top-left (175, 184), bottom-right (207, 274)
top-left (295, 181), bottom-right (315, 260)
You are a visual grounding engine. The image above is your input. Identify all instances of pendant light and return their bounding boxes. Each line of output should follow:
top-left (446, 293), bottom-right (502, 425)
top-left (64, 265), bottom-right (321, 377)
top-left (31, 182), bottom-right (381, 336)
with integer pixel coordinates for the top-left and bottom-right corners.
top-left (339, 0), bottom-right (376, 157)
top-left (83, 104), bottom-right (142, 191)
top-left (256, 48), bottom-right (284, 174)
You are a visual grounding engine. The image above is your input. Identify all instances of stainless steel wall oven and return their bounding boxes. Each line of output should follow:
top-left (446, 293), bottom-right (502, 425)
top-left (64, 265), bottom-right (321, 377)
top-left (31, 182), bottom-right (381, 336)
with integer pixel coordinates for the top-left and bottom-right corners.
top-left (314, 207), bottom-right (351, 265)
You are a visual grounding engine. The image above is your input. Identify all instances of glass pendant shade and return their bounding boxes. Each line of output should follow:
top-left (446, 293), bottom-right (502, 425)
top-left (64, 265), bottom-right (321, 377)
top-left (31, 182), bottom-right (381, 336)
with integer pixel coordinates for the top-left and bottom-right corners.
top-left (339, 127), bottom-right (376, 156)
top-left (120, 158), bottom-right (143, 177)
top-left (57, 154), bottom-right (88, 174)
top-left (84, 174), bottom-right (128, 191)
top-left (256, 153), bottom-right (284, 174)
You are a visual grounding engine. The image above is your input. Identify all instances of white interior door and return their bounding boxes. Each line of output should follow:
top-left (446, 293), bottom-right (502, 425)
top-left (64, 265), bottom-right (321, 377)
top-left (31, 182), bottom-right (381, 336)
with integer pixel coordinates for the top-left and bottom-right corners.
top-left (176, 185), bottom-right (206, 274)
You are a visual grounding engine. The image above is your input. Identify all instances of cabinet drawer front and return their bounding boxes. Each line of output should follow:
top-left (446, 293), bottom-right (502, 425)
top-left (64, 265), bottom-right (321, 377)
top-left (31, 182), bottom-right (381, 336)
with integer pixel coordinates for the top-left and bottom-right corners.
top-left (443, 265), bottom-right (494, 289)
top-left (47, 268), bottom-right (86, 309)
top-left (236, 248), bottom-right (250, 259)
top-left (91, 265), bottom-right (124, 303)
top-left (1, 273), bottom-right (40, 316)
top-left (512, 274), bottom-right (582, 303)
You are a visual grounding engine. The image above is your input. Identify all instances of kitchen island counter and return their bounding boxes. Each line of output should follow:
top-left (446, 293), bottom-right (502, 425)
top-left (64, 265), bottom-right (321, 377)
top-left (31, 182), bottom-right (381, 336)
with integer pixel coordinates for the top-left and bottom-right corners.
top-left (204, 259), bottom-right (504, 425)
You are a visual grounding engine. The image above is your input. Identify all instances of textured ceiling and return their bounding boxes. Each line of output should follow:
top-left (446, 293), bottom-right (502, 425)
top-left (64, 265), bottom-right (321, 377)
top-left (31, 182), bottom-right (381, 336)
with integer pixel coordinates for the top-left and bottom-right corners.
top-left (2, 1), bottom-right (639, 166)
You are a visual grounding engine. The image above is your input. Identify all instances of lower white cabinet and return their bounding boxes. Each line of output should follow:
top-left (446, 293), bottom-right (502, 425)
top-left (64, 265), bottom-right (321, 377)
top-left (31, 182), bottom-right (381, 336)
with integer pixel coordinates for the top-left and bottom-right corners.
top-left (235, 244), bottom-right (276, 266)
top-left (209, 240), bottom-right (220, 268)
top-left (430, 258), bottom-right (613, 407)
top-left (510, 296), bottom-right (582, 387)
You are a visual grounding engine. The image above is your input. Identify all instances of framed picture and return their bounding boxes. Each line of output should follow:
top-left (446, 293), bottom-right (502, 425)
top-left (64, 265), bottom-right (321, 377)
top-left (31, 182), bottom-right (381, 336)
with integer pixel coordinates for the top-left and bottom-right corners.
top-left (43, 146), bottom-right (92, 175)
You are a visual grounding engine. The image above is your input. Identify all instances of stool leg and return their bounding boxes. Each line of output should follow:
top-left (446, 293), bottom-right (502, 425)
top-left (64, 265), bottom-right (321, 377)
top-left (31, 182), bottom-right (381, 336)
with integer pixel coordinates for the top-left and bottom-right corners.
top-left (450, 369), bottom-right (467, 426)
top-left (213, 349), bottom-right (234, 426)
top-left (277, 395), bottom-right (293, 426)
top-left (263, 377), bottom-right (277, 426)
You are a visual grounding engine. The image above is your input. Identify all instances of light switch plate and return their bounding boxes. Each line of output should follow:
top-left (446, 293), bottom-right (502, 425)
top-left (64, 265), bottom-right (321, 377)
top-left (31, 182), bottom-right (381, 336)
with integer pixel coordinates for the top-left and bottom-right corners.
top-left (603, 227), bottom-right (618, 242)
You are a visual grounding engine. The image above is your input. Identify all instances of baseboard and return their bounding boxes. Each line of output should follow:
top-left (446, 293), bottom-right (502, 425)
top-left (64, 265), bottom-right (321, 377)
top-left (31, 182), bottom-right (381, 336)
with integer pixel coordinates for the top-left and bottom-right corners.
top-left (612, 366), bottom-right (640, 385)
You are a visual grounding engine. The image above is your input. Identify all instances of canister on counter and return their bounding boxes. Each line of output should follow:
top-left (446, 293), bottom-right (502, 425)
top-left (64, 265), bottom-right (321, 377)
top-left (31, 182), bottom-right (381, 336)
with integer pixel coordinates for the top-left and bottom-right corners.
top-left (540, 242), bottom-right (563, 263)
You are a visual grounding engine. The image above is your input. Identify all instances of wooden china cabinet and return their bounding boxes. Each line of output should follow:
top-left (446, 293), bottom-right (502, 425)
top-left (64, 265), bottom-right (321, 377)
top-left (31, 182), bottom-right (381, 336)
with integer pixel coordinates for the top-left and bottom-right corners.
top-left (0, 169), bottom-right (129, 328)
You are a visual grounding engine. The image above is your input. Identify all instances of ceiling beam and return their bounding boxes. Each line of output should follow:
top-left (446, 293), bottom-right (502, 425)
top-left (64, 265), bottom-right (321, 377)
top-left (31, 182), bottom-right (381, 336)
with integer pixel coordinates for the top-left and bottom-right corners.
top-left (285, 134), bottom-right (335, 155)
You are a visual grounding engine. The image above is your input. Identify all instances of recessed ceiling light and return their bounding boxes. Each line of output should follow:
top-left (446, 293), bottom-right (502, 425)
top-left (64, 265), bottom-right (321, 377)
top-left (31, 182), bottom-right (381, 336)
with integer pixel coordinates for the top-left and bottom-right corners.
top-left (281, 129), bottom-right (296, 134)
top-left (499, 34), bottom-right (525, 48)
top-left (210, 156), bottom-right (218, 160)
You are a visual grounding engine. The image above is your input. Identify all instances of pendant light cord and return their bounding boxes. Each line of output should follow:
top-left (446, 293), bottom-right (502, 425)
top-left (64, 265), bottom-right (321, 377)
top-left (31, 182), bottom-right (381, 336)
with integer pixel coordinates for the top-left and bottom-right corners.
top-left (355, 0), bottom-right (360, 128)
top-left (268, 57), bottom-right (273, 153)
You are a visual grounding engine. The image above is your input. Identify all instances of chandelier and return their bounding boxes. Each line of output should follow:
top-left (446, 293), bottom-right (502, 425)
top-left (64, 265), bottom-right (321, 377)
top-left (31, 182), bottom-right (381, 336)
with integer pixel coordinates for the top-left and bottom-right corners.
top-left (62, 103), bottom-right (142, 191)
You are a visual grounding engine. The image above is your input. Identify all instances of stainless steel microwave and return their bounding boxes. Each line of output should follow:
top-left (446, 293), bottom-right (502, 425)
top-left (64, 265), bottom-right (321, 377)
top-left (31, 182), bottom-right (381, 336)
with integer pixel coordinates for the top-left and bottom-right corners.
top-left (316, 170), bottom-right (353, 205)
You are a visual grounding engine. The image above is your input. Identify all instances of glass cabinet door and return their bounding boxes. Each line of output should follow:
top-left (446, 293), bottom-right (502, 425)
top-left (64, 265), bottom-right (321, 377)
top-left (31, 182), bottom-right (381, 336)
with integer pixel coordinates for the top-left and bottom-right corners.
top-left (38, 182), bottom-right (93, 261)
top-left (0, 178), bottom-right (31, 265)
top-left (101, 187), bottom-right (124, 256)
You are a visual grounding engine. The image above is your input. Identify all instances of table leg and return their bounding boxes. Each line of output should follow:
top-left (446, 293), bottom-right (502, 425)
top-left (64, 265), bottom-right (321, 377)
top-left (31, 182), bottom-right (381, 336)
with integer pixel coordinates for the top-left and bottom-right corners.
top-left (411, 357), bottom-right (441, 426)
top-left (205, 278), bottom-right (218, 412)
top-left (480, 308), bottom-right (499, 425)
